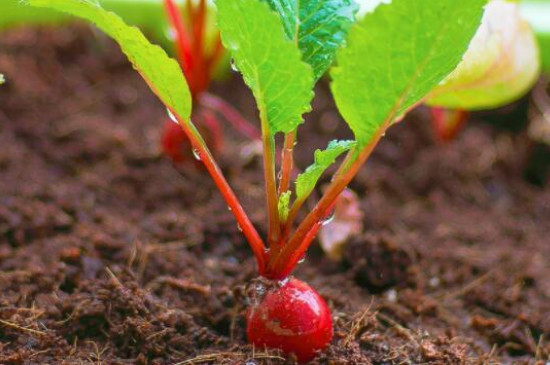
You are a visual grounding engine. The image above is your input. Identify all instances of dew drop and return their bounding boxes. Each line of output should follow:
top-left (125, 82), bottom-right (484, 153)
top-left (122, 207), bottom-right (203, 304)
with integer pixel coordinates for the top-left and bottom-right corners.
top-left (230, 59), bottom-right (239, 72)
top-left (237, 224), bottom-right (243, 232)
top-left (386, 289), bottom-right (397, 303)
top-left (227, 206), bottom-right (232, 212)
top-left (277, 277), bottom-right (290, 287)
top-left (164, 27), bottom-right (176, 41)
top-left (166, 108), bottom-right (178, 124)
top-left (277, 170), bottom-right (282, 180)
top-left (298, 254), bottom-right (306, 264)
top-left (255, 282), bottom-right (266, 297)
top-left (192, 148), bottom-right (201, 161)
top-left (321, 210), bottom-right (335, 226)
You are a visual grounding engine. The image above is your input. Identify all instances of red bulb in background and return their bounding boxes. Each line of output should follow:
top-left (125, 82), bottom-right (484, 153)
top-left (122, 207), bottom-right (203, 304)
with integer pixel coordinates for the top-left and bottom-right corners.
top-left (161, 111), bottom-right (223, 165)
top-left (247, 278), bottom-right (333, 363)
top-left (161, 121), bottom-right (190, 164)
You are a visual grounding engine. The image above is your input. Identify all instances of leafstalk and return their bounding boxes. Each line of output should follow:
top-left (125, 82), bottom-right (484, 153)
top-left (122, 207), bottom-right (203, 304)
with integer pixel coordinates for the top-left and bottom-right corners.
top-left (265, 123), bottom-right (390, 279)
top-left (278, 131), bottom-right (296, 197)
top-left (201, 93), bottom-right (261, 140)
top-left (260, 110), bottom-right (281, 247)
top-left (192, 0), bottom-right (208, 95)
top-left (169, 108), bottom-right (268, 273)
top-left (163, 0), bottom-right (192, 79)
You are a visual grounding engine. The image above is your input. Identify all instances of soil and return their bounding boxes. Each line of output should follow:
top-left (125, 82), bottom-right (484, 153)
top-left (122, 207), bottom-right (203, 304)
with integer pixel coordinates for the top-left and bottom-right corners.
top-left (1, 26), bottom-right (550, 365)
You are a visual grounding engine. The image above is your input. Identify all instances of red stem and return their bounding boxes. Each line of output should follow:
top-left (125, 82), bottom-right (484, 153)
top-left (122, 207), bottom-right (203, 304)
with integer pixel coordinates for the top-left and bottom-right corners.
top-left (265, 124), bottom-right (389, 279)
top-left (170, 108), bottom-right (267, 273)
top-left (163, 0), bottom-right (193, 79)
top-left (278, 131), bottom-right (295, 197)
top-left (191, 0), bottom-right (209, 96)
top-left (263, 131), bottom-right (281, 247)
top-left (201, 93), bottom-right (261, 140)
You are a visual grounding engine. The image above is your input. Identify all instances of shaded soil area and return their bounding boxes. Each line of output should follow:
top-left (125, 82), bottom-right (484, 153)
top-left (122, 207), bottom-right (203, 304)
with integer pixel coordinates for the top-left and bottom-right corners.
top-left (1, 26), bottom-right (550, 365)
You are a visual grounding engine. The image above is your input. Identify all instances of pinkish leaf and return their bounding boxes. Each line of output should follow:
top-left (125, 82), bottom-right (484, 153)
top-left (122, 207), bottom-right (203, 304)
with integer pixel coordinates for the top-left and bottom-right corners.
top-left (319, 188), bottom-right (364, 261)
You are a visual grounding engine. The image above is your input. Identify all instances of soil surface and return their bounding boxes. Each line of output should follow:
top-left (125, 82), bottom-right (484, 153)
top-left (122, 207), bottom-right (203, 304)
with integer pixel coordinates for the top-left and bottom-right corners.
top-left (1, 26), bottom-right (550, 365)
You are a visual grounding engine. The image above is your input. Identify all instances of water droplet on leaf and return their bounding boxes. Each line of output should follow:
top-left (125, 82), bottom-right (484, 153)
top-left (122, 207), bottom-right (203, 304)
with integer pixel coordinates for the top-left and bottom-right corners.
top-left (166, 109), bottom-right (178, 124)
top-left (230, 59), bottom-right (239, 72)
top-left (192, 148), bottom-right (201, 160)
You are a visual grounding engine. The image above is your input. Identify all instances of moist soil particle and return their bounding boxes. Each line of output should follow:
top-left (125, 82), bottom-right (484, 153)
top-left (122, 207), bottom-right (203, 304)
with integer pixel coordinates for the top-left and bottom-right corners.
top-left (1, 26), bottom-right (550, 365)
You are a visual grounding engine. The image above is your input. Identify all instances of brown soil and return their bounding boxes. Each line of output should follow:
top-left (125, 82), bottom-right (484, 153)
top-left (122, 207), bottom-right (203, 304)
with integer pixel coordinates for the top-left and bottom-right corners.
top-left (1, 26), bottom-right (550, 365)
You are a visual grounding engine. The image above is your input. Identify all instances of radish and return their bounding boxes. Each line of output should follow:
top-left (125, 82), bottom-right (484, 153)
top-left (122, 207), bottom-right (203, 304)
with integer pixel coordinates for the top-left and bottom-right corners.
top-left (247, 278), bottom-right (332, 362)
top-left (30, 0), bottom-right (487, 361)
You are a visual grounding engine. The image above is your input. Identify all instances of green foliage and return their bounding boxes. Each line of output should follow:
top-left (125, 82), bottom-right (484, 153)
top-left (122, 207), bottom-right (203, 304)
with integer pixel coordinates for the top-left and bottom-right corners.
top-left (427, 0), bottom-right (540, 110)
top-left (278, 191), bottom-right (292, 221)
top-left (331, 0), bottom-right (487, 147)
top-left (295, 140), bottom-right (355, 201)
top-left (216, 0), bottom-right (314, 134)
top-left (262, 0), bottom-right (358, 80)
top-left (2, 0), bottom-right (168, 38)
top-left (28, 0), bottom-right (192, 122)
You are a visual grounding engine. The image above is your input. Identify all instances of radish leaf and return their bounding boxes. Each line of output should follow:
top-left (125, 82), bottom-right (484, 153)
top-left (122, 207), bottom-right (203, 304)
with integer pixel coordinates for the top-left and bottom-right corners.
top-left (331, 0), bottom-right (487, 147)
top-left (295, 140), bottom-right (355, 201)
top-left (278, 191), bottom-right (292, 221)
top-left (27, 0), bottom-right (192, 122)
top-left (262, 0), bottom-right (359, 80)
top-left (216, 0), bottom-right (314, 134)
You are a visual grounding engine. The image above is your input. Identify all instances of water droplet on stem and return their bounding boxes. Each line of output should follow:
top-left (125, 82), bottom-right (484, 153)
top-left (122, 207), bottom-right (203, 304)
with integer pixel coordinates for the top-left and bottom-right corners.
top-left (321, 210), bottom-right (335, 226)
top-left (277, 277), bottom-right (290, 287)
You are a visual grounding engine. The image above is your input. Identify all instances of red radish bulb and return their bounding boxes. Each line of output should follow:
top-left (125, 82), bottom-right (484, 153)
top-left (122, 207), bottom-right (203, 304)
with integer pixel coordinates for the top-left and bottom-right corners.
top-left (247, 278), bottom-right (332, 363)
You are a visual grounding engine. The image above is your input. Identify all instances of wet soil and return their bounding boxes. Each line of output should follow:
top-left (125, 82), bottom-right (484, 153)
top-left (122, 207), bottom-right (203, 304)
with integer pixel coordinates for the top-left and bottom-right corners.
top-left (1, 26), bottom-right (550, 365)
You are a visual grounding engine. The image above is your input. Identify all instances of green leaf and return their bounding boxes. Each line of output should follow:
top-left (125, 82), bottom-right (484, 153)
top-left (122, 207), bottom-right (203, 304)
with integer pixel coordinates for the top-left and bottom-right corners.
top-left (27, 0), bottom-right (192, 122)
top-left (261, 0), bottom-right (358, 80)
top-left (427, 0), bottom-right (540, 110)
top-left (295, 140), bottom-right (355, 201)
top-left (216, 0), bottom-right (314, 134)
top-left (278, 191), bottom-right (292, 221)
top-left (331, 0), bottom-right (486, 146)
